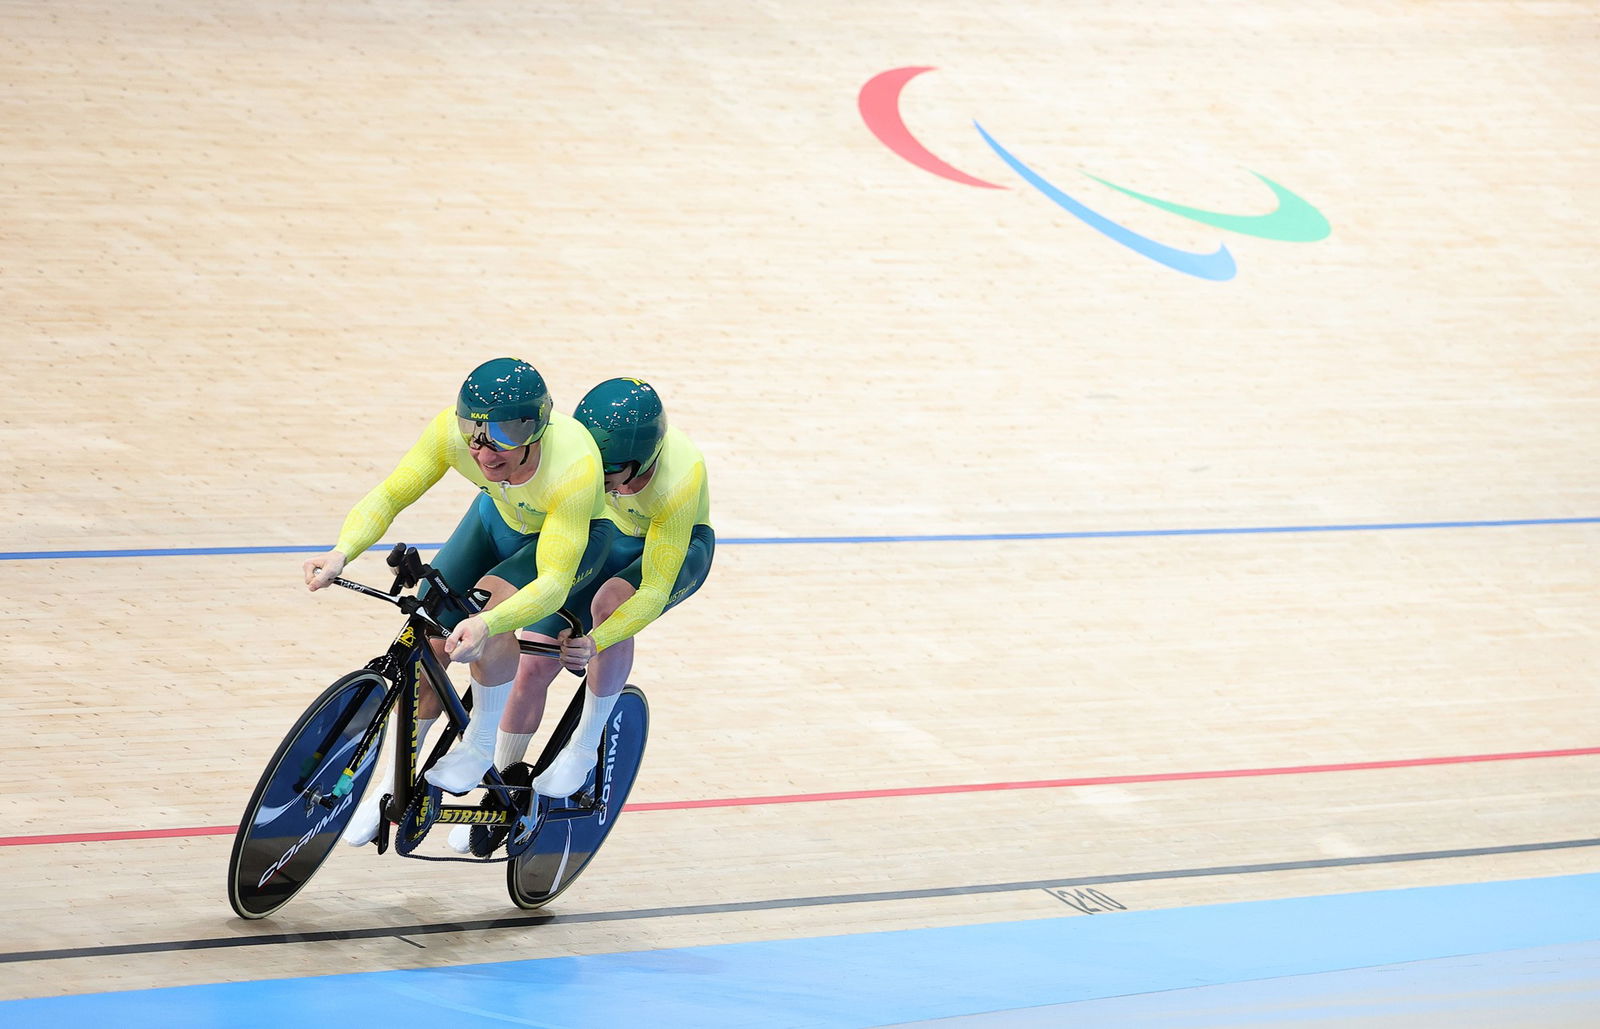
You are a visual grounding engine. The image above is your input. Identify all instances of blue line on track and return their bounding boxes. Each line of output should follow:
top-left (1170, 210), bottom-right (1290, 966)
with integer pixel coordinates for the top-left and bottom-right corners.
top-left (1, 516), bottom-right (1596, 561)
top-left (3, 873), bottom-right (1597, 1026)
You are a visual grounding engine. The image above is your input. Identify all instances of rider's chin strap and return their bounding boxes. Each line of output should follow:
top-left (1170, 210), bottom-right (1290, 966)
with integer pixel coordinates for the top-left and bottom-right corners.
top-left (621, 458), bottom-right (656, 487)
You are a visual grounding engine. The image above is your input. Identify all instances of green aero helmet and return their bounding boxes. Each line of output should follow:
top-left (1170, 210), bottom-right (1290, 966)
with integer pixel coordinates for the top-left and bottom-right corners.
top-left (455, 357), bottom-right (553, 451)
top-left (574, 377), bottom-right (667, 479)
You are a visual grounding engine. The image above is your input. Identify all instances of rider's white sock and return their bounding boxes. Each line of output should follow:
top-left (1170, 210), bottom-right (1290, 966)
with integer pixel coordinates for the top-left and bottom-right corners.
top-left (495, 731), bottom-right (535, 768)
top-left (466, 676), bottom-right (513, 753)
top-left (531, 690), bottom-right (621, 796)
top-left (424, 680), bottom-right (510, 795)
top-left (570, 688), bottom-right (621, 753)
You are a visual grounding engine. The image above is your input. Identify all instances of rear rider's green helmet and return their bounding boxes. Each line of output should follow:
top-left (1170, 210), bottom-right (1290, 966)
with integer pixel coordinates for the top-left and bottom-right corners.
top-left (455, 358), bottom-right (553, 451)
top-left (574, 377), bottom-right (667, 480)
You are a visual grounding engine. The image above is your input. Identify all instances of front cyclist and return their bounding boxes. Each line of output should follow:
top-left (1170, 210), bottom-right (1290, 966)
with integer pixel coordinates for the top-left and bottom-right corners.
top-left (302, 357), bottom-right (614, 846)
top-left (447, 377), bottom-right (713, 852)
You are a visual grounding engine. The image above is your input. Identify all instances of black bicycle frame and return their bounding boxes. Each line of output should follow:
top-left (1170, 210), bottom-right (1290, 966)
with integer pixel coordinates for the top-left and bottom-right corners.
top-left (377, 625), bottom-right (523, 826)
top-left (318, 543), bottom-right (589, 855)
top-left (321, 546), bottom-right (524, 840)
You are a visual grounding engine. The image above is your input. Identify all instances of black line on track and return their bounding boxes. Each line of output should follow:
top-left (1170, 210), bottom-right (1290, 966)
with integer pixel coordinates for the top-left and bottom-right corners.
top-left (6, 836), bottom-right (1597, 964)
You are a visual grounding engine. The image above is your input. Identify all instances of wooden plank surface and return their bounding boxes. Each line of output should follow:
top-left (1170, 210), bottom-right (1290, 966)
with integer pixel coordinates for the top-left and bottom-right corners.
top-left (0, 0), bottom-right (1596, 1002)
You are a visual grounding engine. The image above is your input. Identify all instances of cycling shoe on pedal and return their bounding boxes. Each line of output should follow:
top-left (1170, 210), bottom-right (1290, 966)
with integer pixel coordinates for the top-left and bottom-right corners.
top-left (425, 742), bottom-right (493, 795)
top-left (447, 824), bottom-right (473, 854)
top-left (342, 790), bottom-right (384, 847)
top-left (532, 744), bottom-right (597, 798)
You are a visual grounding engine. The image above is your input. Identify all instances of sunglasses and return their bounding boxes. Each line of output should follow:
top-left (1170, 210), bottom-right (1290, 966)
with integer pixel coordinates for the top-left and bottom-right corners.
top-left (457, 416), bottom-right (543, 452)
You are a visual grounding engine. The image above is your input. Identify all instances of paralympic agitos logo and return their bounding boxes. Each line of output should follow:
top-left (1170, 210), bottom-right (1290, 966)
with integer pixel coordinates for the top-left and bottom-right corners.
top-left (859, 67), bottom-right (1330, 281)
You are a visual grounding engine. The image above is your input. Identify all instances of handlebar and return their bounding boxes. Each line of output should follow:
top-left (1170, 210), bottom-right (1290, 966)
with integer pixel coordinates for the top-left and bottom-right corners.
top-left (329, 544), bottom-right (586, 663)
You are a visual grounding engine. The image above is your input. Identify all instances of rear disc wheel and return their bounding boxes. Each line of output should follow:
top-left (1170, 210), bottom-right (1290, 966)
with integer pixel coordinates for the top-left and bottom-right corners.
top-left (507, 685), bottom-right (649, 909)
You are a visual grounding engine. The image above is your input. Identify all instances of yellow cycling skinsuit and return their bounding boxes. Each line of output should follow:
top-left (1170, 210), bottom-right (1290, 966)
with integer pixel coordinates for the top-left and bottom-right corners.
top-left (332, 408), bottom-right (607, 636)
top-left (586, 425), bottom-right (715, 653)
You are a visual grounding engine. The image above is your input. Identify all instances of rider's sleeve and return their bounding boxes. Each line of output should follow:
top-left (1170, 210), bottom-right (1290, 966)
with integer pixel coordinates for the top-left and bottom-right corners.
top-left (479, 454), bottom-right (599, 637)
top-left (588, 462), bottom-right (704, 653)
top-left (333, 411), bottom-right (452, 561)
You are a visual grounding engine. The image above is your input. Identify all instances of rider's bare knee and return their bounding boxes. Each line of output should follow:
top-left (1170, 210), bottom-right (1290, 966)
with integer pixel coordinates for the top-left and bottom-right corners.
top-left (515, 651), bottom-right (562, 691)
top-left (590, 578), bottom-right (635, 623)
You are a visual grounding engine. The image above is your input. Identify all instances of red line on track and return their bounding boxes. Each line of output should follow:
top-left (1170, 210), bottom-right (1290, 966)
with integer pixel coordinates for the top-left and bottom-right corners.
top-left (7, 745), bottom-right (1598, 848)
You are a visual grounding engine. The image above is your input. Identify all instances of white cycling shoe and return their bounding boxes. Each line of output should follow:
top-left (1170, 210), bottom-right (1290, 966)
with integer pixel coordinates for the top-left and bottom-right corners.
top-left (532, 744), bottom-right (598, 797)
top-left (425, 742), bottom-right (493, 796)
top-left (447, 824), bottom-right (474, 854)
top-left (342, 788), bottom-right (384, 847)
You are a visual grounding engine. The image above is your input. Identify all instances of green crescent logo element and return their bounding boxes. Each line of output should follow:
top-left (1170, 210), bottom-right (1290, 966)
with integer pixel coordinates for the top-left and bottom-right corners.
top-left (1086, 171), bottom-right (1332, 243)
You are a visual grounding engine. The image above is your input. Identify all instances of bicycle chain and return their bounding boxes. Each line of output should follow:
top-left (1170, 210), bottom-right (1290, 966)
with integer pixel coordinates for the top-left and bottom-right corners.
top-left (391, 762), bottom-right (537, 862)
top-left (399, 850), bottom-right (513, 865)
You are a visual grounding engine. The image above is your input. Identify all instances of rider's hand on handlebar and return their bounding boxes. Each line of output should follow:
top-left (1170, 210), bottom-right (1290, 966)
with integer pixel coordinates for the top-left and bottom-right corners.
top-left (556, 629), bottom-right (595, 673)
top-left (303, 550), bottom-right (347, 591)
top-left (445, 615), bottom-right (490, 664)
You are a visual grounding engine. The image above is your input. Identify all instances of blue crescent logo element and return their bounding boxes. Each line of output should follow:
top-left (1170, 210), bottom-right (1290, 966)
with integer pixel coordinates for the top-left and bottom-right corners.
top-left (973, 121), bottom-right (1239, 282)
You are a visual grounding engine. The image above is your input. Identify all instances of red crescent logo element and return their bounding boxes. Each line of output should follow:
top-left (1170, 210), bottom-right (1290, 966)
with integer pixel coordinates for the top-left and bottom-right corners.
top-left (858, 67), bottom-right (1006, 190)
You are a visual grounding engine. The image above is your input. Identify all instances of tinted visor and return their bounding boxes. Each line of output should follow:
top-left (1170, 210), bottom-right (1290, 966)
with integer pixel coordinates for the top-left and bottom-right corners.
top-left (457, 416), bottom-right (543, 452)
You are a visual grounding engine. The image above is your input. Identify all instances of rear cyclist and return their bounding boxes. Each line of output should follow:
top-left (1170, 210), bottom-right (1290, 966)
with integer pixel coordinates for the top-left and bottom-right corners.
top-left (300, 357), bottom-right (614, 846)
top-left (447, 377), bottom-right (713, 851)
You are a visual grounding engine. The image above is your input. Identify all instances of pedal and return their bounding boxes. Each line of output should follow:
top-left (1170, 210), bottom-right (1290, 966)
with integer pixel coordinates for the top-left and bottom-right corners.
top-left (505, 809), bottom-right (541, 858)
top-left (470, 762), bottom-right (532, 857)
top-left (376, 803), bottom-right (391, 855)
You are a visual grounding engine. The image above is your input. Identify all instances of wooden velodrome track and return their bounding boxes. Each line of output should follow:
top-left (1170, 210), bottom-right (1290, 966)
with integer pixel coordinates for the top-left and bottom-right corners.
top-left (1, 0), bottom-right (1597, 1018)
